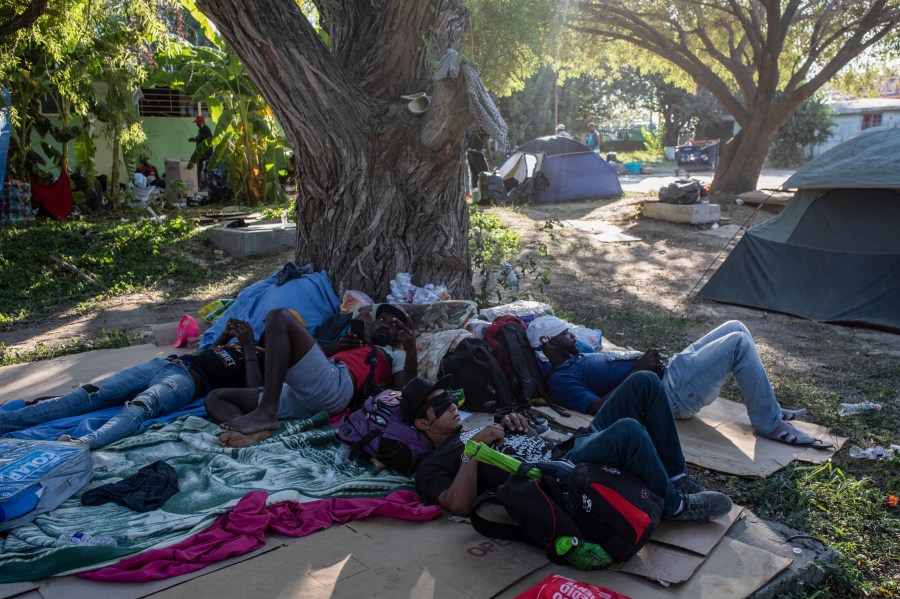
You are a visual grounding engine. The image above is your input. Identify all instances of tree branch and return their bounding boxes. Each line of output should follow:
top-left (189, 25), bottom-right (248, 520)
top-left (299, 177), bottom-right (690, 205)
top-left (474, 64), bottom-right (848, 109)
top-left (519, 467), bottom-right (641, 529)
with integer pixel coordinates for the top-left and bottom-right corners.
top-left (0, 0), bottom-right (49, 37)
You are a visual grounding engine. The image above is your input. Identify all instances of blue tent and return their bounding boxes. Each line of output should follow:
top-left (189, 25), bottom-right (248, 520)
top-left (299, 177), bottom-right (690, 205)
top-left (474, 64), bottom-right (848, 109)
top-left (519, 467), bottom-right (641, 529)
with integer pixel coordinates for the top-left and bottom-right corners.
top-left (497, 136), bottom-right (622, 203)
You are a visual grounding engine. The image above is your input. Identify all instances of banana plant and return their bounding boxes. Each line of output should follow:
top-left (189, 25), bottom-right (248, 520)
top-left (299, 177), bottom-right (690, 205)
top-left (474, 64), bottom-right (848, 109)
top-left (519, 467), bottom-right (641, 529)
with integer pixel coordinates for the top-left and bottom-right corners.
top-left (153, 3), bottom-right (291, 205)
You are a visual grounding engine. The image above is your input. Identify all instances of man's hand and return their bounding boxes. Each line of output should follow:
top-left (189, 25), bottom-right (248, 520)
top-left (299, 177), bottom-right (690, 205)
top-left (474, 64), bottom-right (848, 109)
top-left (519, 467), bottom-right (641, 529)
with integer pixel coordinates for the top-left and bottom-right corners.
top-left (394, 316), bottom-right (417, 353)
top-left (498, 413), bottom-right (531, 434)
top-left (471, 425), bottom-right (505, 447)
top-left (227, 319), bottom-right (255, 347)
top-left (633, 348), bottom-right (665, 373)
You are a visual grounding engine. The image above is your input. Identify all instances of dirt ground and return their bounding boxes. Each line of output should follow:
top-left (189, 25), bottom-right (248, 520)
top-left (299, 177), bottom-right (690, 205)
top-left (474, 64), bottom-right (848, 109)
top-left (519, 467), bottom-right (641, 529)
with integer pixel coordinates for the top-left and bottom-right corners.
top-left (3, 194), bottom-right (899, 399)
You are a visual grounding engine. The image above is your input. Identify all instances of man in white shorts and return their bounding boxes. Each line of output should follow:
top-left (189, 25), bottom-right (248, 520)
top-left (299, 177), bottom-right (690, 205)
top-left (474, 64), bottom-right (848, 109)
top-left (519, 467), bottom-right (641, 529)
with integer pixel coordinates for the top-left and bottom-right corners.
top-left (206, 304), bottom-right (417, 446)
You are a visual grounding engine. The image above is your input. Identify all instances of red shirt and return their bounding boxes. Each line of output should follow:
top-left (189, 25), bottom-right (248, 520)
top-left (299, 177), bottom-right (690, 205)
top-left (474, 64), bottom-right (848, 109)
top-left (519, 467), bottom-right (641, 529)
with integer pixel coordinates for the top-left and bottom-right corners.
top-left (333, 346), bottom-right (393, 392)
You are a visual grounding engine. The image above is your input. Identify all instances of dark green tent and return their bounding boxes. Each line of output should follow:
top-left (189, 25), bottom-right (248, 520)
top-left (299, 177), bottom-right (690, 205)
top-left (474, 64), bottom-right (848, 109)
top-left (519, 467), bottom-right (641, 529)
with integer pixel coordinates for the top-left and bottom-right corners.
top-left (698, 127), bottom-right (900, 333)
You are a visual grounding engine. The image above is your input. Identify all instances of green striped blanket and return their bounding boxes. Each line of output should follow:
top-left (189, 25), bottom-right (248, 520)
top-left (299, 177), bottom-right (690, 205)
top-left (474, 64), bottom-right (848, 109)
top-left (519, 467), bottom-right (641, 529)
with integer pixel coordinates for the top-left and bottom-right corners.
top-left (0, 412), bottom-right (414, 583)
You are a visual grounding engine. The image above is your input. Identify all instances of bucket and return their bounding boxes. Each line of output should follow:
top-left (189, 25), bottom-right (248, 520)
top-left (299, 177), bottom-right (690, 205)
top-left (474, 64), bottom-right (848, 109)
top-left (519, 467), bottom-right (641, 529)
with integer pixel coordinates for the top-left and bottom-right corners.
top-left (624, 162), bottom-right (642, 175)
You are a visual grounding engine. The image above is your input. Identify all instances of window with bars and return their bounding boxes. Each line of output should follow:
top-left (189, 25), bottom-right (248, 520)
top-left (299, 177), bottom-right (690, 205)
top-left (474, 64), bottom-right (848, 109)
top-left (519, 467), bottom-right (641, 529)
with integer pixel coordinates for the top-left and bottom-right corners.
top-left (861, 113), bottom-right (883, 130)
top-left (138, 87), bottom-right (201, 117)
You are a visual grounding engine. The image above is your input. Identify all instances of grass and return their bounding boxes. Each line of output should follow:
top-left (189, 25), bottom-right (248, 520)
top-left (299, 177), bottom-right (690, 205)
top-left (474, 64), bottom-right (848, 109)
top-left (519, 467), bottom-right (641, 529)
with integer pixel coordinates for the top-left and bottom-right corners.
top-left (0, 211), bottom-right (208, 326)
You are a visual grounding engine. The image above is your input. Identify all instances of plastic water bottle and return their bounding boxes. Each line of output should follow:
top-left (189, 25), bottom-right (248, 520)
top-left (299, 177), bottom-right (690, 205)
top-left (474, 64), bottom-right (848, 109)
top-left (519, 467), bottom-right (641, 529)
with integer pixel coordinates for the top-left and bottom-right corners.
top-left (504, 263), bottom-right (519, 298)
top-left (837, 402), bottom-right (882, 417)
top-left (848, 445), bottom-right (900, 460)
top-left (553, 536), bottom-right (614, 570)
top-left (280, 209), bottom-right (289, 228)
top-left (58, 531), bottom-right (117, 546)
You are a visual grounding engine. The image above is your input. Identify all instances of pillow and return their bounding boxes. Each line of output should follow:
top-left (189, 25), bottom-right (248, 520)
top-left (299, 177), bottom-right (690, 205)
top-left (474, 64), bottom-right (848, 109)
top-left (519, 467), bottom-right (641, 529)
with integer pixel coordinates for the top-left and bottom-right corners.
top-left (415, 329), bottom-right (473, 380)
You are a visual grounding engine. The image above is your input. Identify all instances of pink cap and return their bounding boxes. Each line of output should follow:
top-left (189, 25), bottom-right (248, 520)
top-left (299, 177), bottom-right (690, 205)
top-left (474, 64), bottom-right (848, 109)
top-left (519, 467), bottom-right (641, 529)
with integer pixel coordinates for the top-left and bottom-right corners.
top-left (174, 315), bottom-right (200, 348)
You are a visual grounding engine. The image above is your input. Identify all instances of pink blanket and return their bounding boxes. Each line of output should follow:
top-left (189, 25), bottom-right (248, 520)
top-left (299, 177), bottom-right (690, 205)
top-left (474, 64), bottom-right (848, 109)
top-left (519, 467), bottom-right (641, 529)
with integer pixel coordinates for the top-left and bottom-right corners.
top-left (79, 489), bottom-right (440, 582)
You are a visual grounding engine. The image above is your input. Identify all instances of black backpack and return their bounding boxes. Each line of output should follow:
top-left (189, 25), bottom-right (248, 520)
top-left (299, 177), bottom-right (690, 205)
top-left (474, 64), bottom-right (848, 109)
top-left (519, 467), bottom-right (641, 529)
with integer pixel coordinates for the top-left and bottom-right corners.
top-left (438, 338), bottom-right (514, 412)
top-left (470, 461), bottom-right (663, 565)
top-left (484, 315), bottom-right (549, 405)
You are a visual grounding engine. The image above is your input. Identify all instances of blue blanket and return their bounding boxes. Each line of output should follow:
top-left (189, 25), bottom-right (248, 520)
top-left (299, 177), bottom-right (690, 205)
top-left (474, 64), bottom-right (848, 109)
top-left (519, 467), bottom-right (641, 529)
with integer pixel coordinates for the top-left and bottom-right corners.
top-left (200, 268), bottom-right (340, 349)
top-left (1, 398), bottom-right (207, 442)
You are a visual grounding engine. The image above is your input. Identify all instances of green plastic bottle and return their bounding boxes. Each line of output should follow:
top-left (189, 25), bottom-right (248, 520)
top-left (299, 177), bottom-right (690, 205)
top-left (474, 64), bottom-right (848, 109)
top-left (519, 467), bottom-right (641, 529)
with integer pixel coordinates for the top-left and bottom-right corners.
top-left (553, 536), bottom-right (614, 570)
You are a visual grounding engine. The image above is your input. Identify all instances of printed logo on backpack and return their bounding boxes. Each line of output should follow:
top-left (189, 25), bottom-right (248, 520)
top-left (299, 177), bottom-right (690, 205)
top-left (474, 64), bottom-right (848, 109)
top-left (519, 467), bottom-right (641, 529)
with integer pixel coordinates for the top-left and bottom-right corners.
top-left (335, 389), bottom-right (433, 475)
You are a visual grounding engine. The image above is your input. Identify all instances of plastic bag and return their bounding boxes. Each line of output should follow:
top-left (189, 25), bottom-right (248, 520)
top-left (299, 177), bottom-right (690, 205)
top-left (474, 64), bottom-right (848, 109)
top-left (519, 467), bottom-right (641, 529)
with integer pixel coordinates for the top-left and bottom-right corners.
top-left (386, 273), bottom-right (451, 304)
top-left (340, 290), bottom-right (374, 314)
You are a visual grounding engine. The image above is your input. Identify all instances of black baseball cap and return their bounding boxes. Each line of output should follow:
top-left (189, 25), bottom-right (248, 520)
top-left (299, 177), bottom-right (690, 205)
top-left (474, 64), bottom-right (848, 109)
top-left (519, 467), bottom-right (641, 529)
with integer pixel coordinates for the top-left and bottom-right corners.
top-left (400, 375), bottom-right (454, 423)
top-left (376, 303), bottom-right (410, 324)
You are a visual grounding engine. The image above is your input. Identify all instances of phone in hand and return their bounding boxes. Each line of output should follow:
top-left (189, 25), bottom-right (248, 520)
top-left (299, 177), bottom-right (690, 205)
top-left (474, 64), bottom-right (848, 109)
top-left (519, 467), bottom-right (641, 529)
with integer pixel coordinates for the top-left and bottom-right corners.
top-left (350, 318), bottom-right (366, 340)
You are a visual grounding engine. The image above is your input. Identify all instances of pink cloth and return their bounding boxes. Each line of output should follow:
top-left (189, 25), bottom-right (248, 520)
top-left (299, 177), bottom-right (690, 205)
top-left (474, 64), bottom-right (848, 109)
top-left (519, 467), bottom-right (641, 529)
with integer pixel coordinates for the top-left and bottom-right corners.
top-left (78, 490), bottom-right (439, 582)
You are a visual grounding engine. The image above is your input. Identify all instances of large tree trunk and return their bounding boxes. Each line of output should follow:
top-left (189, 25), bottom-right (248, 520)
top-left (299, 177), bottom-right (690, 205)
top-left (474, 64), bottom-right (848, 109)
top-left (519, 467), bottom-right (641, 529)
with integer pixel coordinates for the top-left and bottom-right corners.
top-left (196, 0), bottom-right (481, 300)
top-left (711, 130), bottom-right (774, 195)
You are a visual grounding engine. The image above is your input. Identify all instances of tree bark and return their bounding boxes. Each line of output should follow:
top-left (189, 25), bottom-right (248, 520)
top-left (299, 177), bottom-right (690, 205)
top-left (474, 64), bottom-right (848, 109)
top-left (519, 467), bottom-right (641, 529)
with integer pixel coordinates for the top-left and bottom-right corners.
top-left (196, 0), bottom-right (478, 300)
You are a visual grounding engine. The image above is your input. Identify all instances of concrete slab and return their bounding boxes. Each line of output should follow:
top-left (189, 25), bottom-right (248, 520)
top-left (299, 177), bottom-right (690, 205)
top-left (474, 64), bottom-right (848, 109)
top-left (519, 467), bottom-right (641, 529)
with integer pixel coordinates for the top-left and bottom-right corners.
top-left (206, 221), bottom-right (295, 258)
top-left (643, 200), bottom-right (721, 224)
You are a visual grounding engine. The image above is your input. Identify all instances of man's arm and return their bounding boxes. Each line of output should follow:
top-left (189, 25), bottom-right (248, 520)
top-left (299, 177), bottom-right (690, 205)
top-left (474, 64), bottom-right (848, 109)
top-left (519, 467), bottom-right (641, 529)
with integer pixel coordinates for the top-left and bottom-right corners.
top-left (231, 320), bottom-right (262, 388)
top-left (437, 426), bottom-right (505, 516)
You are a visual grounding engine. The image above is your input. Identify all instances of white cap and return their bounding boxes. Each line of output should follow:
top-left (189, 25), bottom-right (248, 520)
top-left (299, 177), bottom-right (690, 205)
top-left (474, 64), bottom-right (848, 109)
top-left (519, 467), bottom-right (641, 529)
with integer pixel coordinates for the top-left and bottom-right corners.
top-left (556, 124), bottom-right (566, 131)
top-left (526, 315), bottom-right (570, 348)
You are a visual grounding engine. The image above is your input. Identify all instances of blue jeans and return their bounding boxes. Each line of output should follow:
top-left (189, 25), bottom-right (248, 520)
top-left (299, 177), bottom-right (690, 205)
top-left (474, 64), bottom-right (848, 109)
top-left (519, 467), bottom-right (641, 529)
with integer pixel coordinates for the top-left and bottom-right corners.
top-left (663, 320), bottom-right (781, 433)
top-left (0, 358), bottom-right (195, 449)
top-left (564, 371), bottom-right (684, 515)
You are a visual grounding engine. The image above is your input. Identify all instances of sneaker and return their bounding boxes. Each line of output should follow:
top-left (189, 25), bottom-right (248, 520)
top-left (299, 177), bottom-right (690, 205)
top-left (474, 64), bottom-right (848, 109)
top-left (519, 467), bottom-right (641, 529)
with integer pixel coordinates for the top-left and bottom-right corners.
top-left (667, 491), bottom-right (733, 522)
top-left (672, 475), bottom-right (706, 495)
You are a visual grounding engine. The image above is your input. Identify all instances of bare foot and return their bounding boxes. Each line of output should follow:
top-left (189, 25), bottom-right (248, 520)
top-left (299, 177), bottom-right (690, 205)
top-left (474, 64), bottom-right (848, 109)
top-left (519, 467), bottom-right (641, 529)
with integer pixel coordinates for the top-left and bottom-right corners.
top-left (219, 430), bottom-right (272, 448)
top-left (221, 409), bottom-right (280, 434)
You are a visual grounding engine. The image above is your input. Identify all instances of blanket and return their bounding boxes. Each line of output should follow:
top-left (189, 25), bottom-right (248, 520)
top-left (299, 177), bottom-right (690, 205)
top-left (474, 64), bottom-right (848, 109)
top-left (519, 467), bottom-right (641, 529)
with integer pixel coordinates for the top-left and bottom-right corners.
top-left (0, 412), bottom-right (414, 583)
top-left (30, 171), bottom-right (72, 220)
top-left (200, 269), bottom-right (340, 349)
top-left (1, 397), bottom-right (207, 442)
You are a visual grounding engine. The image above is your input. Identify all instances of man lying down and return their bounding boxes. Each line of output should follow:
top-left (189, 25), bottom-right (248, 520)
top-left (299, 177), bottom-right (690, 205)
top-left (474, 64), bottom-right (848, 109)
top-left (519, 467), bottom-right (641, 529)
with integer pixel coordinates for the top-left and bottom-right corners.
top-left (0, 319), bottom-right (262, 450)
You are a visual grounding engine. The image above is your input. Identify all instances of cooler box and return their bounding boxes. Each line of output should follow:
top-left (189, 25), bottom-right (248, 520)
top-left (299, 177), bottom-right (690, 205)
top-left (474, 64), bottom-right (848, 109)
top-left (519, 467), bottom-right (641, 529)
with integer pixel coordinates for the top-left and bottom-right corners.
top-left (0, 439), bottom-right (93, 531)
top-left (165, 159), bottom-right (200, 194)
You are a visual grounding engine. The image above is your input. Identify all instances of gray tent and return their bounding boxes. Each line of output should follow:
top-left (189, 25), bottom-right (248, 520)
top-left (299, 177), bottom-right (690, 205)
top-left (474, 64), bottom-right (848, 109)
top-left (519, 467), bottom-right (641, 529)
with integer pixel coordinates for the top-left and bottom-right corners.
top-left (698, 126), bottom-right (900, 333)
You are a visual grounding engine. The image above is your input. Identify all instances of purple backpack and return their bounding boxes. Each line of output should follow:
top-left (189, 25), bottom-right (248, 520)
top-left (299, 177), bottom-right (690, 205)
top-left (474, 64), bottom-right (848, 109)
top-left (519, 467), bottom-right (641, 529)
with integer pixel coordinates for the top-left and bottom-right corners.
top-left (335, 389), bottom-right (433, 475)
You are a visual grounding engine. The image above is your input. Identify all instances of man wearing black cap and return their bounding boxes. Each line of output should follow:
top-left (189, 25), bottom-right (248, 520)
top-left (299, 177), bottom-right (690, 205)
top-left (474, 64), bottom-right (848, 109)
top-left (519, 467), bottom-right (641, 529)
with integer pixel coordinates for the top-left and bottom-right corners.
top-left (410, 372), bottom-right (733, 523)
top-left (208, 305), bottom-right (418, 447)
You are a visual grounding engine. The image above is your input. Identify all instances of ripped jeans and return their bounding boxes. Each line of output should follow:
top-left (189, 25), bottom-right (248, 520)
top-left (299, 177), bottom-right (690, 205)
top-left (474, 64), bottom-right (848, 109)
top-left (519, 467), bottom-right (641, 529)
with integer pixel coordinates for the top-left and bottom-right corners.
top-left (0, 358), bottom-right (195, 450)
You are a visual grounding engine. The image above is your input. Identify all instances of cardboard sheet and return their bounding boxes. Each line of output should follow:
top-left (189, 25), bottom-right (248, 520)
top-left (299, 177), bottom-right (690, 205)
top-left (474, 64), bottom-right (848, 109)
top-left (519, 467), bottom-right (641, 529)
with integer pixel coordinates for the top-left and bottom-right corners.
top-left (676, 398), bottom-right (847, 477)
top-left (497, 536), bottom-right (791, 599)
top-left (537, 397), bottom-right (846, 478)
top-left (0, 344), bottom-right (173, 404)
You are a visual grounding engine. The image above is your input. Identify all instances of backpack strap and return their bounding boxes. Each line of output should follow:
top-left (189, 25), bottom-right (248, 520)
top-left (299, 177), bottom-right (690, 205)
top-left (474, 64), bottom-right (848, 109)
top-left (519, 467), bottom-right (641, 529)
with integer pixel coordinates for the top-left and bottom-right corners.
top-left (355, 345), bottom-right (382, 402)
top-left (469, 492), bottom-right (533, 544)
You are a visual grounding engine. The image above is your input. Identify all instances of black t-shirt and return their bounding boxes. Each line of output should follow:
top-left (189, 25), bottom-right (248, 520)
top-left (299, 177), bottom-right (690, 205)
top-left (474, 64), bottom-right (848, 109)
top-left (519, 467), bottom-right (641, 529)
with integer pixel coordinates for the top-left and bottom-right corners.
top-left (178, 344), bottom-right (251, 390)
top-left (415, 428), bottom-right (555, 506)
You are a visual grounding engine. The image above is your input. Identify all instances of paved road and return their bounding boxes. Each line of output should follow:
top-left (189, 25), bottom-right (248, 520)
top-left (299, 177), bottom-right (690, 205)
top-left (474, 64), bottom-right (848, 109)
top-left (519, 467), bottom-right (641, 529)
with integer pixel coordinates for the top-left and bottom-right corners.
top-left (619, 168), bottom-right (796, 194)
